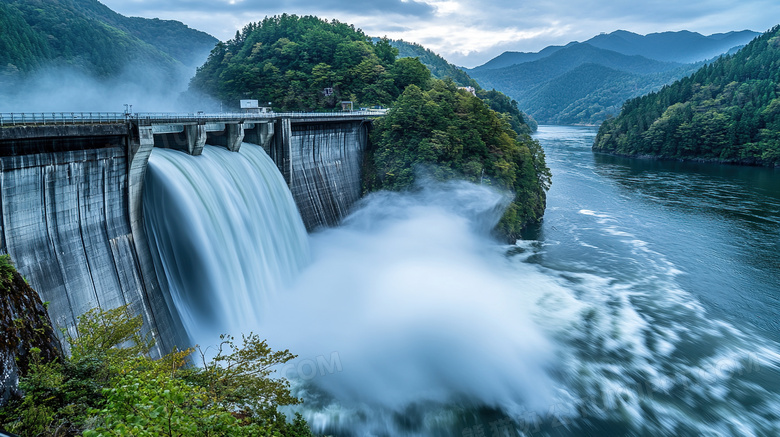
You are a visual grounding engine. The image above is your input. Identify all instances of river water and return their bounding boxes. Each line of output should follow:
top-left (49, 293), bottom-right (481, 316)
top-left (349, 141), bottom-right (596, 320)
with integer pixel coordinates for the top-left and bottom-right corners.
top-left (507, 125), bottom-right (780, 436)
top-left (271, 125), bottom-right (780, 435)
top-left (531, 125), bottom-right (780, 342)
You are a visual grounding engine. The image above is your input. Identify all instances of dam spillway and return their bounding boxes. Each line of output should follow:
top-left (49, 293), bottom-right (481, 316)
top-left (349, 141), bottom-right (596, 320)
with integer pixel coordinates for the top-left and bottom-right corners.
top-left (142, 144), bottom-right (311, 344)
top-left (0, 112), bottom-right (375, 355)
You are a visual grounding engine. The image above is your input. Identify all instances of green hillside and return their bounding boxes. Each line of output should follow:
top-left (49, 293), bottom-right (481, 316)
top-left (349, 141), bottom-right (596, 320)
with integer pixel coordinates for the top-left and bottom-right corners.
top-left (189, 15), bottom-right (548, 238)
top-left (366, 80), bottom-right (550, 241)
top-left (387, 39), bottom-right (537, 133)
top-left (189, 15), bottom-right (432, 110)
top-left (0, 0), bottom-right (217, 80)
top-left (524, 62), bottom-right (700, 125)
top-left (594, 25), bottom-right (780, 166)
top-left (388, 39), bottom-right (477, 87)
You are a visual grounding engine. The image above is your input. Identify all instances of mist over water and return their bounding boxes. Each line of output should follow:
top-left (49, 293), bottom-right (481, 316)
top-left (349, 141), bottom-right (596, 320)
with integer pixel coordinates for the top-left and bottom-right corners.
top-left (263, 181), bottom-right (558, 428)
top-left (144, 138), bottom-right (780, 436)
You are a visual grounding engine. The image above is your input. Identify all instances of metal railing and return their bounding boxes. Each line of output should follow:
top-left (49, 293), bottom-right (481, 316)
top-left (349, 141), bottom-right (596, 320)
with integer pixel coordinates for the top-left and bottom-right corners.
top-left (0, 110), bottom-right (387, 127)
top-left (0, 112), bottom-right (127, 126)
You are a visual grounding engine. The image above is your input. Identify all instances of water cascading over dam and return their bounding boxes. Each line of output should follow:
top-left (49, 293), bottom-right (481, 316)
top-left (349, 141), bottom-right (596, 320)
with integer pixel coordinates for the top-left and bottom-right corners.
top-left (142, 144), bottom-right (310, 343)
top-left (142, 128), bottom-right (780, 437)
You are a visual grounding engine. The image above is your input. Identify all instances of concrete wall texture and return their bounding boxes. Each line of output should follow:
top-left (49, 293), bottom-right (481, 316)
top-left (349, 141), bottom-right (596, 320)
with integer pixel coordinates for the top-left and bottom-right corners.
top-left (0, 117), bottom-right (369, 358)
top-left (287, 120), bottom-right (368, 230)
top-left (0, 147), bottom-right (179, 356)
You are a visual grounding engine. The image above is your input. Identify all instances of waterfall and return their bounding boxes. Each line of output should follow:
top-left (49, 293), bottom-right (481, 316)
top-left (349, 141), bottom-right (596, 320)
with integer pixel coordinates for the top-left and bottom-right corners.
top-left (142, 144), bottom-right (310, 346)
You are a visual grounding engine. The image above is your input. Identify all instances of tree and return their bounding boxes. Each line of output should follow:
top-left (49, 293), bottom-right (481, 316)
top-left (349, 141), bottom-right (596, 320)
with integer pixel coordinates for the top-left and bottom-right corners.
top-left (366, 79), bottom-right (550, 241)
top-left (595, 25), bottom-right (780, 167)
top-left (2, 306), bottom-right (314, 437)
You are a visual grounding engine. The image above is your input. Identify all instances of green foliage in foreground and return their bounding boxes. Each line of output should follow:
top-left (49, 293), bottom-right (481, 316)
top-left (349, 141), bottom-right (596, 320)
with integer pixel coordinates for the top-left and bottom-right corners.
top-left (594, 25), bottom-right (780, 166)
top-left (0, 306), bottom-right (313, 437)
top-left (365, 79), bottom-right (551, 241)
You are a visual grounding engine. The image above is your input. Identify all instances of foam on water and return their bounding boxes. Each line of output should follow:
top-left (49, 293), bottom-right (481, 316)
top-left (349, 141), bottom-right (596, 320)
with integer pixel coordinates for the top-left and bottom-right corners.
top-left (262, 181), bottom-right (559, 431)
top-left (265, 181), bottom-right (780, 435)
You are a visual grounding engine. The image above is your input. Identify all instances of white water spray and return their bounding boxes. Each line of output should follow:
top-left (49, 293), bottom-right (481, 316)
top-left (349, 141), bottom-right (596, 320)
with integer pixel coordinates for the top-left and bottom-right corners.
top-left (262, 181), bottom-right (559, 430)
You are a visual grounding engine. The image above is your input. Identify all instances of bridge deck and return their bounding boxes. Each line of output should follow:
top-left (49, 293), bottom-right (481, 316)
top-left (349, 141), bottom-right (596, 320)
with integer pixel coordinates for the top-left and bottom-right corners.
top-left (0, 111), bottom-right (385, 127)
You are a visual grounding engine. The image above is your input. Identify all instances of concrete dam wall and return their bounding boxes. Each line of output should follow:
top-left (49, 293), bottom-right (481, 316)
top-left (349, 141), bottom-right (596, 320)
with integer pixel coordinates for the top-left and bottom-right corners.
top-left (0, 124), bottom-right (187, 356)
top-left (270, 119), bottom-right (369, 230)
top-left (0, 115), bottom-right (370, 357)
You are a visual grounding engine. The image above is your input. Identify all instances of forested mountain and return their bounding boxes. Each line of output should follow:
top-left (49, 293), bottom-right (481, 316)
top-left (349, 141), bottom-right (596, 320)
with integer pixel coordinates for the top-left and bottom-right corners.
top-left (0, 0), bottom-right (216, 81)
top-left (468, 30), bottom-right (758, 124)
top-left (594, 25), bottom-right (780, 167)
top-left (189, 15), bottom-right (548, 237)
top-left (366, 79), bottom-right (550, 241)
top-left (469, 43), bottom-right (691, 124)
top-left (386, 39), bottom-right (478, 87)
top-left (190, 15), bottom-right (532, 135)
top-left (470, 45), bottom-right (565, 72)
top-left (521, 62), bottom-right (701, 125)
top-left (189, 15), bottom-right (431, 110)
top-left (474, 43), bottom-right (684, 91)
top-left (386, 38), bottom-right (537, 132)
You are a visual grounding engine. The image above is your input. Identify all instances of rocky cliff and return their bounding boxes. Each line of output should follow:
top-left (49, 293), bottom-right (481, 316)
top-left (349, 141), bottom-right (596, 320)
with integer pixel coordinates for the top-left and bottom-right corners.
top-left (0, 255), bottom-right (62, 405)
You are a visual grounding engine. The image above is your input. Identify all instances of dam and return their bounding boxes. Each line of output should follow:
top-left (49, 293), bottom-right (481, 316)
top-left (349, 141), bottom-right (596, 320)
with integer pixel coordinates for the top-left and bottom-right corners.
top-left (0, 111), bottom-right (377, 356)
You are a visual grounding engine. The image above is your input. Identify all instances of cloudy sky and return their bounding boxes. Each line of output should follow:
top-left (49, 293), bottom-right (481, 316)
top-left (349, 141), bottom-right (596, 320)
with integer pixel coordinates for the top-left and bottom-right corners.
top-left (99, 0), bottom-right (779, 67)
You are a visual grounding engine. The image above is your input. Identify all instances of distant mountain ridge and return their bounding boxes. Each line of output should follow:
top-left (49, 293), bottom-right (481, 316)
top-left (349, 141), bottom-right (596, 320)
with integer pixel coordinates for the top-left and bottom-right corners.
top-left (0, 0), bottom-right (217, 80)
top-left (584, 29), bottom-right (758, 63)
top-left (467, 29), bottom-right (760, 124)
top-left (471, 45), bottom-right (566, 71)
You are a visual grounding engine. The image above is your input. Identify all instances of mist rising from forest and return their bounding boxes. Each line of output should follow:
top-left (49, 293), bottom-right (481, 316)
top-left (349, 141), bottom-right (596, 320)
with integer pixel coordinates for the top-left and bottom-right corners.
top-left (0, 62), bottom-right (217, 113)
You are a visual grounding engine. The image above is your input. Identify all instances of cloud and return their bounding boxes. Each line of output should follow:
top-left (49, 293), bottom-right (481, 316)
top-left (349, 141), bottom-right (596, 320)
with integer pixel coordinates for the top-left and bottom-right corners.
top-left (108, 0), bottom-right (433, 18)
top-left (100, 0), bottom-right (780, 67)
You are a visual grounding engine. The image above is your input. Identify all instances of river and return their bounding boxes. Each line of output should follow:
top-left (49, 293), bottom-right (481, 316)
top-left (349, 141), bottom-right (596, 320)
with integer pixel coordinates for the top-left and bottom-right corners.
top-left (531, 125), bottom-right (780, 342)
top-left (503, 125), bottom-right (780, 436)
